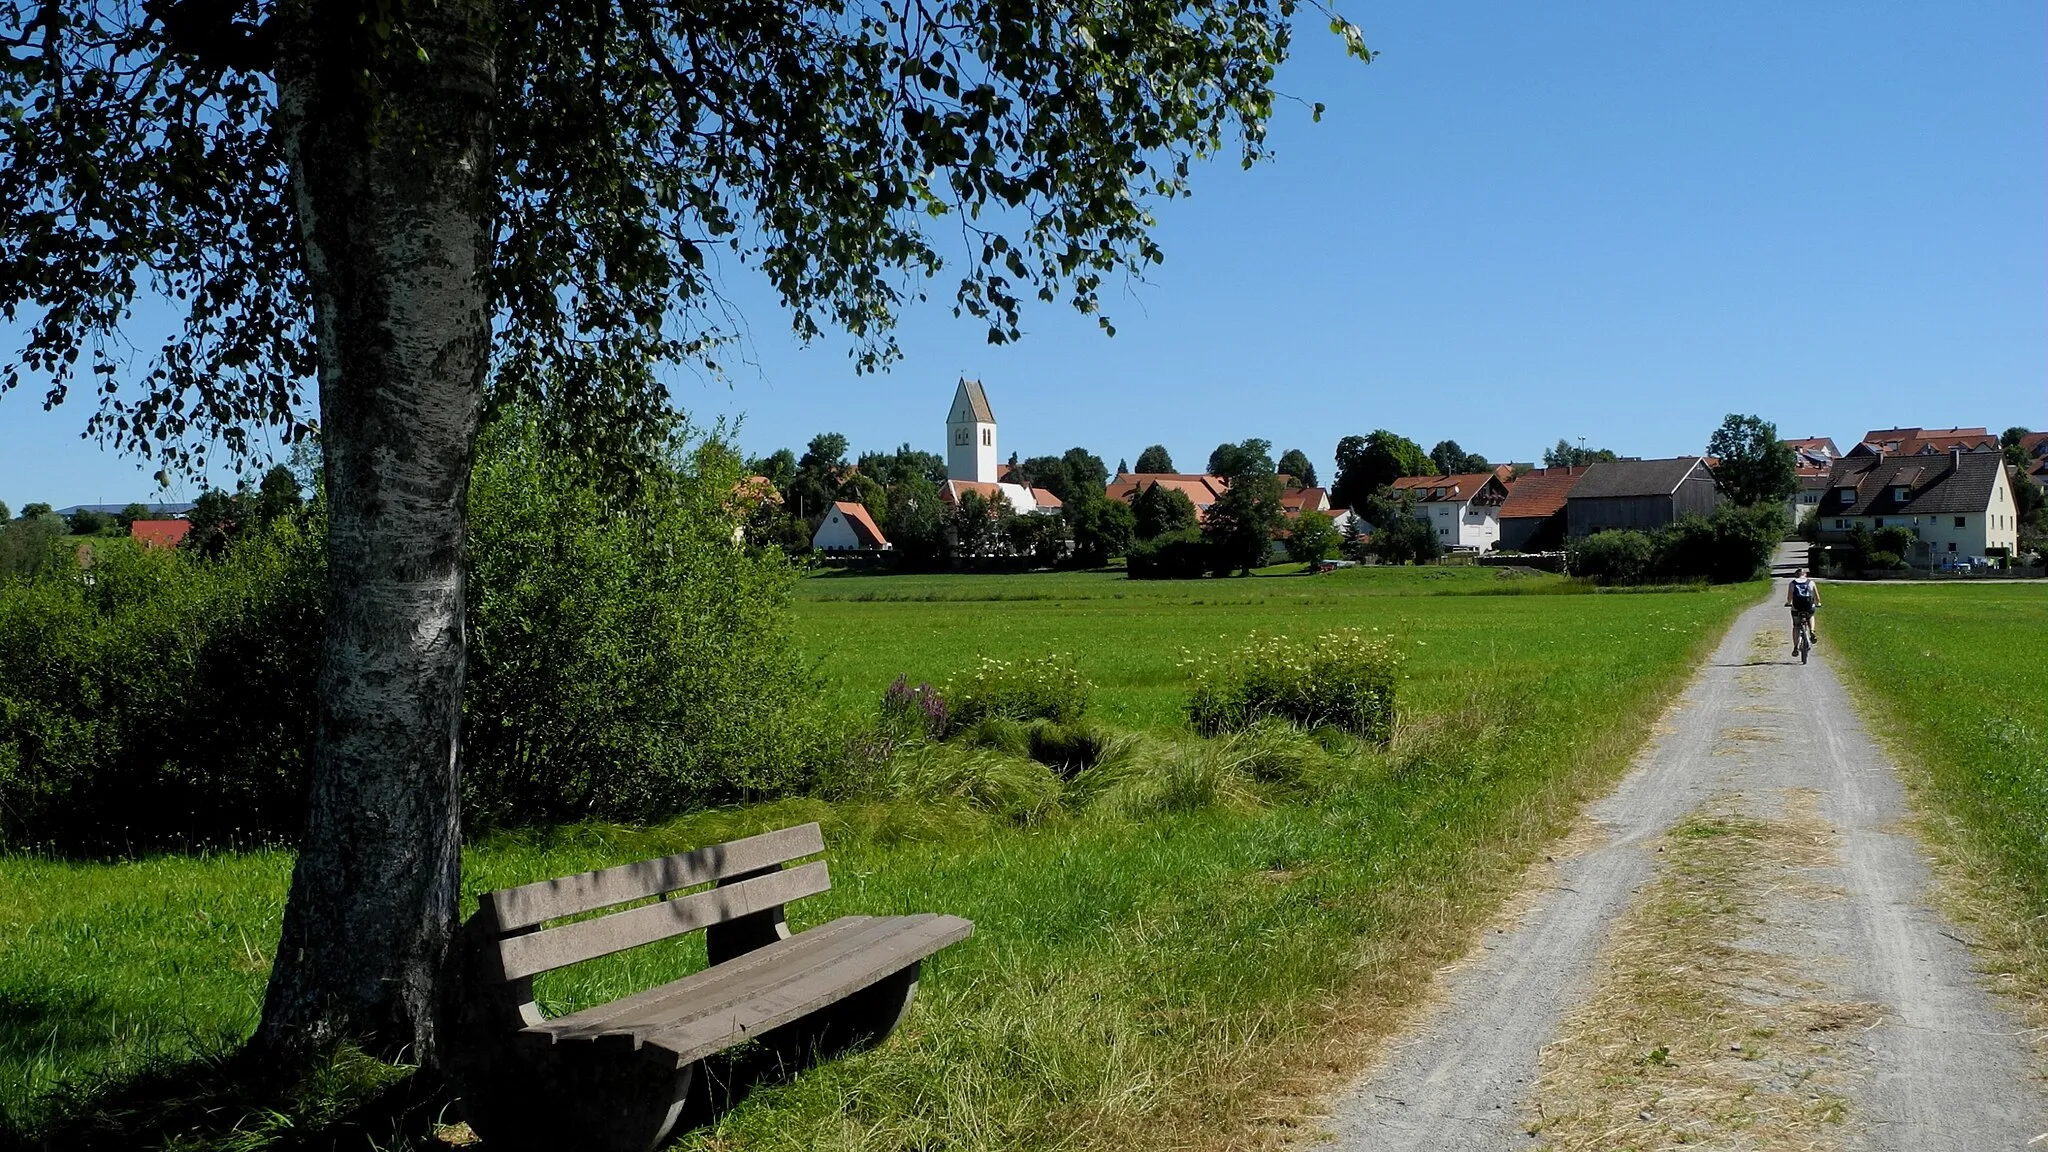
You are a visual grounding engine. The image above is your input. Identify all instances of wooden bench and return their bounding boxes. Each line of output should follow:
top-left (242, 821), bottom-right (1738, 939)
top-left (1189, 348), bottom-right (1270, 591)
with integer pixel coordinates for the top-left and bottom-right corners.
top-left (447, 822), bottom-right (972, 1152)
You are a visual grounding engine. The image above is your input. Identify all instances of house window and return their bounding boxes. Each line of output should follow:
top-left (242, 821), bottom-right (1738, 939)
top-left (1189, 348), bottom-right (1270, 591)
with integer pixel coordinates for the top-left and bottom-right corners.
top-left (1891, 486), bottom-right (1907, 501)
top-left (1948, 542), bottom-right (1957, 552)
top-left (1954, 516), bottom-right (1966, 528)
top-left (1835, 519), bottom-right (1846, 529)
top-left (982, 429), bottom-right (990, 446)
top-left (1873, 517), bottom-right (1884, 528)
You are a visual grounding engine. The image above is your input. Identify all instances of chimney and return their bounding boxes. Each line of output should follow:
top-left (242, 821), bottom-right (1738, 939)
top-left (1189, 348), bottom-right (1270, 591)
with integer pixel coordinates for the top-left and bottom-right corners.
top-left (1951, 446), bottom-right (1962, 471)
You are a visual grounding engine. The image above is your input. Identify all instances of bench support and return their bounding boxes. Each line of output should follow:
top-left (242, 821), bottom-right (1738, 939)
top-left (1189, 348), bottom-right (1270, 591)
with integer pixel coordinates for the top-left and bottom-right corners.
top-left (763, 961), bottom-right (920, 1065)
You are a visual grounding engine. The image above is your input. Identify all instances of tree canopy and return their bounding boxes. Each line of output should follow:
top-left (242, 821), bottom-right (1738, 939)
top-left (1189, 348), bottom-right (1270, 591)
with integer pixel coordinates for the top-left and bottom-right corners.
top-left (1134, 444), bottom-right (1176, 474)
top-left (2, 0), bottom-right (1370, 478)
top-left (1428, 439), bottom-right (1488, 476)
top-left (1705, 413), bottom-right (1796, 508)
top-left (1331, 430), bottom-right (1426, 510)
top-left (1277, 447), bottom-right (1318, 488)
top-left (1543, 440), bottom-right (1621, 468)
top-left (1208, 438), bottom-right (1274, 481)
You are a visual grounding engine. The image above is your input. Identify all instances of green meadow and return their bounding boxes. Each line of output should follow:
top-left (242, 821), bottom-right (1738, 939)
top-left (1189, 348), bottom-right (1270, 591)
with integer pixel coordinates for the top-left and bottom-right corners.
top-left (0, 569), bottom-right (1762, 1151)
top-left (1822, 582), bottom-right (2048, 1023)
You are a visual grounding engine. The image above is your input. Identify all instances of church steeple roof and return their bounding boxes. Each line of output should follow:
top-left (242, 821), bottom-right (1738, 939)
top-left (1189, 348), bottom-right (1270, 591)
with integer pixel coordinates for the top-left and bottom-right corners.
top-left (952, 378), bottom-right (995, 423)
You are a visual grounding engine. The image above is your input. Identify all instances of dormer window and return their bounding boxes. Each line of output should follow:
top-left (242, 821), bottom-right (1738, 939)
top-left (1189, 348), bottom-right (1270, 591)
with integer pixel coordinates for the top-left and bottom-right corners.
top-left (1891, 486), bottom-right (1908, 502)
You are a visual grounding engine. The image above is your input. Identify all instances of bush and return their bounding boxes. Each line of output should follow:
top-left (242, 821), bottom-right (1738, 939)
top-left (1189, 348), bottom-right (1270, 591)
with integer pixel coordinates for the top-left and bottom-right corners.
top-left (1570, 503), bottom-right (1785, 586)
top-left (1185, 629), bottom-right (1399, 743)
top-left (0, 409), bottom-right (827, 851)
top-left (462, 410), bottom-right (822, 824)
top-left (0, 513), bottom-right (65, 581)
top-left (1126, 527), bottom-right (1209, 580)
top-left (1569, 529), bottom-right (1656, 585)
top-left (0, 519), bottom-right (323, 852)
top-left (944, 653), bottom-right (1092, 730)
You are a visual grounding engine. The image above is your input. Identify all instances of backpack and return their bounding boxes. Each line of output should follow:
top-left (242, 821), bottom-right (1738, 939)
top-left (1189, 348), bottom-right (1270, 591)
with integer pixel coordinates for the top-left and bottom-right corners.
top-left (1790, 580), bottom-right (1816, 613)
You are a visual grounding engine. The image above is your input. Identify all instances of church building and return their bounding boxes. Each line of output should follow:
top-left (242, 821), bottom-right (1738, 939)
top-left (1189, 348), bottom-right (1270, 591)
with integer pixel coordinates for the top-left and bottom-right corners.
top-left (939, 379), bottom-right (1059, 516)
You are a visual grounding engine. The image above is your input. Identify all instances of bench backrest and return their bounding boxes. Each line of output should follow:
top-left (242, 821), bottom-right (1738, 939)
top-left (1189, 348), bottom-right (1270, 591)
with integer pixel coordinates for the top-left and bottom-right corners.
top-left (476, 823), bottom-right (828, 981)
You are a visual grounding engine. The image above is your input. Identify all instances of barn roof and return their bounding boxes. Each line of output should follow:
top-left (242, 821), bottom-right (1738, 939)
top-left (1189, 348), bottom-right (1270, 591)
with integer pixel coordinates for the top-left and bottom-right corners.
top-left (1568, 457), bottom-right (1708, 500)
top-left (1499, 466), bottom-right (1587, 521)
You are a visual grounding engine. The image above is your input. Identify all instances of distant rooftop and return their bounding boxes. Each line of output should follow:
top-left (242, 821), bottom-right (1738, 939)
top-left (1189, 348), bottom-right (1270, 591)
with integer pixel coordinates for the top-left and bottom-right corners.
top-left (52, 502), bottom-right (195, 517)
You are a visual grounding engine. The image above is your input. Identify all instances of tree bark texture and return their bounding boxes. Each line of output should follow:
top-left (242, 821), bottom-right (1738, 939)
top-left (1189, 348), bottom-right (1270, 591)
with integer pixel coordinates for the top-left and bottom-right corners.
top-left (260, 0), bottom-right (496, 1062)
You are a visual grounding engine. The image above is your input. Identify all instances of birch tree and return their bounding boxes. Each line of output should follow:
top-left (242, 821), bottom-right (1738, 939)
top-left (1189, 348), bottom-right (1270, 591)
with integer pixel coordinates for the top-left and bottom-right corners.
top-left (0, 0), bottom-right (1370, 1063)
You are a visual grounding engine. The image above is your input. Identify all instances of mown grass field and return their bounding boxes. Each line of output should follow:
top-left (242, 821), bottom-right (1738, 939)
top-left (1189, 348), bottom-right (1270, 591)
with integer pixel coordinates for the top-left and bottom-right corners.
top-left (0, 569), bottom-right (1761, 1151)
top-left (1821, 582), bottom-right (2048, 1035)
top-left (795, 566), bottom-right (1679, 727)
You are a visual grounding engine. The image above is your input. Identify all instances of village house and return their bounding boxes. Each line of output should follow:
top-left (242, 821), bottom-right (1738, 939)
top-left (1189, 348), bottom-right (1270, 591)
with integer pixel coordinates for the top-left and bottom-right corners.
top-left (1496, 466), bottom-right (1586, 551)
top-left (1848, 427), bottom-right (2000, 458)
top-left (812, 500), bottom-right (890, 552)
top-left (1783, 437), bottom-right (1841, 471)
top-left (1280, 486), bottom-right (1332, 516)
top-left (1814, 450), bottom-right (2020, 559)
top-left (1388, 472), bottom-right (1509, 551)
top-left (1564, 457), bottom-right (1720, 539)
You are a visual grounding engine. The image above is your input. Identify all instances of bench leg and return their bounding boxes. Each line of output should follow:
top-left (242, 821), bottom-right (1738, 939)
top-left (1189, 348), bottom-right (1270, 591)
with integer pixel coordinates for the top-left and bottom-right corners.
top-left (457, 1045), bottom-right (693, 1152)
top-left (764, 960), bottom-right (921, 1065)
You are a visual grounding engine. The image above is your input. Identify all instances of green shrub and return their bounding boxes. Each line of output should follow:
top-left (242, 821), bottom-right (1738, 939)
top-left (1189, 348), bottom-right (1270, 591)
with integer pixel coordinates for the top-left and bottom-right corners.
top-left (0, 520), bottom-right (323, 852)
top-left (1125, 527), bottom-right (1209, 580)
top-left (462, 410), bottom-right (823, 824)
top-left (944, 653), bottom-right (1092, 730)
top-left (1569, 529), bottom-right (1656, 585)
top-left (1570, 503), bottom-right (1784, 586)
top-left (0, 408), bottom-right (827, 851)
top-left (1185, 629), bottom-right (1399, 743)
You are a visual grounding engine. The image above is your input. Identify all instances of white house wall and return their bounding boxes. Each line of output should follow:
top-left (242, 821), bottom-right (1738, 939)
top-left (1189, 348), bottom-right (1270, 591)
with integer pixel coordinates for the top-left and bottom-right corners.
top-left (1421, 500), bottom-right (1500, 551)
top-left (813, 509), bottom-right (864, 551)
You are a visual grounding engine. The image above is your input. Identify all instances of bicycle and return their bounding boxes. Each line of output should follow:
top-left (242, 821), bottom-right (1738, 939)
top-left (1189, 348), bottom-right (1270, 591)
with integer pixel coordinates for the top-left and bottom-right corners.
top-left (1791, 612), bottom-right (1813, 664)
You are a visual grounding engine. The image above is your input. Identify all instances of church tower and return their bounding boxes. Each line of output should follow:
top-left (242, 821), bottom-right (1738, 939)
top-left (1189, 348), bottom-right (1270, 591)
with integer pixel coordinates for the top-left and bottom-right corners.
top-left (946, 378), bottom-right (997, 483)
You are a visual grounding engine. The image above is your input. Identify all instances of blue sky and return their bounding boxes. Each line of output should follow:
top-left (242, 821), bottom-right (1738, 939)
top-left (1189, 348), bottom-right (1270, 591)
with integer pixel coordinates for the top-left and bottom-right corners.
top-left (3, 1), bottom-right (2043, 507)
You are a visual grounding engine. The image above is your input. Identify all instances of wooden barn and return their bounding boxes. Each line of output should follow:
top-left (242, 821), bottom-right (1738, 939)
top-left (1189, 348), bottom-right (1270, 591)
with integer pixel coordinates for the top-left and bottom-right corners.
top-left (1564, 458), bottom-right (1720, 539)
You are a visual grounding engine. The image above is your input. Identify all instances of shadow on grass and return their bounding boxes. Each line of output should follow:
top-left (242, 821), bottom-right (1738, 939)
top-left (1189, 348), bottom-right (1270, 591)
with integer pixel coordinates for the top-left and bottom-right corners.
top-left (0, 1044), bottom-right (454, 1152)
top-left (0, 1038), bottom-right (836, 1152)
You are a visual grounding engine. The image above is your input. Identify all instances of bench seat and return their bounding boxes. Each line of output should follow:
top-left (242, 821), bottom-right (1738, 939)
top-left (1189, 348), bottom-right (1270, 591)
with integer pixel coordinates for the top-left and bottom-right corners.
top-left (522, 912), bottom-right (972, 1066)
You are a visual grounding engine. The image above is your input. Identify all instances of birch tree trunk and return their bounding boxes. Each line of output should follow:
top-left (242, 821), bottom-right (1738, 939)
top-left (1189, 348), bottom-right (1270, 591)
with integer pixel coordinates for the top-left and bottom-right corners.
top-left (259, 0), bottom-right (496, 1061)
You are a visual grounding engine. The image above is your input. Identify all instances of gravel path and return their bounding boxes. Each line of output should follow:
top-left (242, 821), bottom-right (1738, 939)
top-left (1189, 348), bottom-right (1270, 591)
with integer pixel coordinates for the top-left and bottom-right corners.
top-left (1319, 585), bottom-right (2048, 1150)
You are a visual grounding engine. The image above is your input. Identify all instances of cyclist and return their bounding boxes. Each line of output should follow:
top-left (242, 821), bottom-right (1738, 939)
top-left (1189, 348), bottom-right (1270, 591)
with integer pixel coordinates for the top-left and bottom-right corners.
top-left (1784, 567), bottom-right (1820, 653)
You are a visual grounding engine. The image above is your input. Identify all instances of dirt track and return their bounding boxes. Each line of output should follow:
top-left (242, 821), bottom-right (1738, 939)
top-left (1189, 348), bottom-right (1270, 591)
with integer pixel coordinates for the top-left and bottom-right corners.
top-left (1320, 585), bottom-right (2048, 1150)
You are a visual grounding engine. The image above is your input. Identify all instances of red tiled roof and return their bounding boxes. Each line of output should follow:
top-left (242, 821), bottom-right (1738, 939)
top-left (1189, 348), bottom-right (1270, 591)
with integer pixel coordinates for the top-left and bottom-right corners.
top-left (731, 475), bottom-right (781, 506)
top-left (827, 501), bottom-right (888, 548)
top-left (1388, 473), bottom-right (1502, 502)
top-left (1782, 437), bottom-right (1840, 454)
top-left (1280, 486), bottom-right (1329, 512)
top-left (1498, 466), bottom-right (1586, 521)
top-left (130, 519), bottom-right (191, 549)
top-left (1105, 473), bottom-right (1229, 507)
top-left (1029, 487), bottom-right (1062, 509)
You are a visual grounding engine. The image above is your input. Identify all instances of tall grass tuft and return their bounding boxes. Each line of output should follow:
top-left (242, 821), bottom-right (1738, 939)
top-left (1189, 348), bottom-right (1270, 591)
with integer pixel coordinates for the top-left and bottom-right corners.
top-left (1185, 629), bottom-right (1399, 742)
